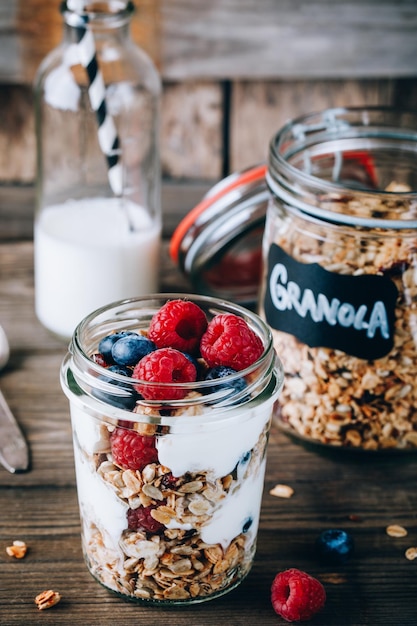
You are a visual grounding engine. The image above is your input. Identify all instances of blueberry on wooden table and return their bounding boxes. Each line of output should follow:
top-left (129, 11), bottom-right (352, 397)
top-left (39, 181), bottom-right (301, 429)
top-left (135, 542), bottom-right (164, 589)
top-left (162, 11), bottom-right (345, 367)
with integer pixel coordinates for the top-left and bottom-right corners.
top-left (315, 529), bottom-right (355, 564)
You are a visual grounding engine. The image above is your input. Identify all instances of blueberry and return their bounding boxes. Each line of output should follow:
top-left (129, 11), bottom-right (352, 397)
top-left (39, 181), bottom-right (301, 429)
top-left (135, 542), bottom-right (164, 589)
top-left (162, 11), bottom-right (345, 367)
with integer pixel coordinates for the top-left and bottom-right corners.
top-left (204, 366), bottom-right (248, 401)
top-left (240, 451), bottom-right (251, 465)
top-left (98, 331), bottom-right (137, 363)
top-left (92, 365), bottom-right (139, 410)
top-left (183, 352), bottom-right (199, 373)
top-left (242, 517), bottom-right (253, 533)
top-left (108, 365), bottom-right (132, 377)
top-left (232, 451), bottom-right (252, 480)
top-left (112, 334), bottom-right (156, 366)
top-left (315, 529), bottom-right (354, 564)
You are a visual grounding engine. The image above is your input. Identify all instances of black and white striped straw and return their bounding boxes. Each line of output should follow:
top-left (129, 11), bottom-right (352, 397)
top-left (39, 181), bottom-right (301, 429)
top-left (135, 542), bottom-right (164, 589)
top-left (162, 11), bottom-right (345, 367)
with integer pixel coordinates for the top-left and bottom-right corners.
top-left (67, 1), bottom-right (123, 196)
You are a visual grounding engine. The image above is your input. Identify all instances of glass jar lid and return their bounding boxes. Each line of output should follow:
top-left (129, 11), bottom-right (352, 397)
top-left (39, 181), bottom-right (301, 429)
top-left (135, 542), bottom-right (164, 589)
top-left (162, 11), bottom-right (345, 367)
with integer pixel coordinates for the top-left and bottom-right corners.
top-left (170, 164), bottom-right (269, 307)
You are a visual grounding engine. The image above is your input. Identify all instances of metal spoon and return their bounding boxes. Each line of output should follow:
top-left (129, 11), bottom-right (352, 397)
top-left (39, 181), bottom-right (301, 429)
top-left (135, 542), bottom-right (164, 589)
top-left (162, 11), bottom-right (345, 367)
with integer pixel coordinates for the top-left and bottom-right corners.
top-left (0, 324), bottom-right (29, 473)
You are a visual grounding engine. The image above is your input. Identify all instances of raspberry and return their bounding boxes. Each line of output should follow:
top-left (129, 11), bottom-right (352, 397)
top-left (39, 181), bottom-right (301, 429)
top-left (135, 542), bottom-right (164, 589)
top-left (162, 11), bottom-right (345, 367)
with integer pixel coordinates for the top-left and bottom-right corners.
top-left (148, 299), bottom-right (208, 354)
top-left (200, 313), bottom-right (263, 371)
top-left (110, 428), bottom-right (158, 470)
top-left (271, 568), bottom-right (326, 623)
top-left (127, 505), bottom-right (165, 534)
top-left (133, 347), bottom-right (197, 400)
top-left (92, 352), bottom-right (109, 367)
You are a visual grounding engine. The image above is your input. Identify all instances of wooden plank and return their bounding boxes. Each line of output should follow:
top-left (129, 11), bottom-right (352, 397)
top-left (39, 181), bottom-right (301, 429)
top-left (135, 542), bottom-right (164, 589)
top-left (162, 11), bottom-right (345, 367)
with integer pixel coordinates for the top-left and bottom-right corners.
top-left (161, 81), bottom-right (224, 180)
top-left (0, 80), bottom-right (223, 184)
top-left (0, 185), bottom-right (35, 240)
top-left (0, 77), bottom-right (415, 195)
top-left (1, 0), bottom-right (415, 187)
top-left (161, 0), bottom-right (417, 80)
top-left (0, 85), bottom-right (35, 183)
top-left (1, 1), bottom-right (417, 84)
top-left (161, 179), bottom-right (212, 236)
top-left (0, 3), bottom-right (21, 82)
top-left (0, 0), bottom-right (159, 84)
top-left (229, 79), bottom-right (394, 171)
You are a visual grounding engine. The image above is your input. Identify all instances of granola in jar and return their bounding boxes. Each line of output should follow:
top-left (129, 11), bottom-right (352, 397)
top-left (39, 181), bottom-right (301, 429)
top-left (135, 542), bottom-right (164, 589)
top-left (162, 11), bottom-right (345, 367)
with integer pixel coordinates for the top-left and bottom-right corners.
top-left (260, 107), bottom-right (417, 451)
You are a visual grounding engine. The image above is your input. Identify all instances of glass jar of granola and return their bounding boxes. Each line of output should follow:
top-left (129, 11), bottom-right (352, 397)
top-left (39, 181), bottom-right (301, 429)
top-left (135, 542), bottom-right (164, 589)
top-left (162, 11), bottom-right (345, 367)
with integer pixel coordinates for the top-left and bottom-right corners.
top-left (61, 294), bottom-right (283, 604)
top-left (260, 107), bottom-right (417, 451)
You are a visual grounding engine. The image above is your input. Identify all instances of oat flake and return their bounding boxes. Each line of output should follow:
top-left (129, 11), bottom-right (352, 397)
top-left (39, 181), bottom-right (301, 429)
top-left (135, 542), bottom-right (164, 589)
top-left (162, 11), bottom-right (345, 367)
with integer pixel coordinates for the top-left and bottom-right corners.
top-left (405, 547), bottom-right (417, 561)
top-left (269, 484), bottom-right (294, 498)
top-left (386, 525), bottom-right (408, 538)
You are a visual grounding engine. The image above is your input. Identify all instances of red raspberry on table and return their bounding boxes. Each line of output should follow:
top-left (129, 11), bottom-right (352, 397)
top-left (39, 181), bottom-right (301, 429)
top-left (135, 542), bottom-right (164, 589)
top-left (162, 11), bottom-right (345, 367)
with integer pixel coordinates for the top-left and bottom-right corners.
top-left (148, 299), bottom-right (208, 355)
top-left (271, 568), bottom-right (326, 622)
top-left (133, 347), bottom-right (197, 400)
top-left (200, 313), bottom-right (263, 371)
top-left (127, 505), bottom-right (165, 534)
top-left (110, 428), bottom-right (158, 470)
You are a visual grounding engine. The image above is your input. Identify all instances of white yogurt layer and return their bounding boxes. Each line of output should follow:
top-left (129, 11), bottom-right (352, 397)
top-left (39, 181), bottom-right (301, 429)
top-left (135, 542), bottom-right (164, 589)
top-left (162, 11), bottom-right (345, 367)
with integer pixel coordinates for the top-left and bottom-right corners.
top-left (201, 457), bottom-right (266, 548)
top-left (71, 404), bottom-right (102, 456)
top-left (72, 415), bottom-right (128, 550)
top-left (156, 398), bottom-right (273, 478)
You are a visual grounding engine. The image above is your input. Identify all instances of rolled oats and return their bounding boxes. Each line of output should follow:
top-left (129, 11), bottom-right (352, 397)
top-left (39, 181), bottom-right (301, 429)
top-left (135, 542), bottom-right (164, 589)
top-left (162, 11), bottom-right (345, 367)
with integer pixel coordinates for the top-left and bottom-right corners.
top-left (150, 508), bottom-right (175, 525)
top-left (142, 484), bottom-right (164, 500)
top-left (178, 480), bottom-right (204, 494)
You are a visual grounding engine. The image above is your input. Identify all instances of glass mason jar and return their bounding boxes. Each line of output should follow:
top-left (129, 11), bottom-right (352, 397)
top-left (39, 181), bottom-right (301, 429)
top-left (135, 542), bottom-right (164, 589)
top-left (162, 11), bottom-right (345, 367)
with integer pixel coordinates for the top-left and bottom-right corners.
top-left (260, 107), bottom-right (417, 452)
top-left (34, 1), bottom-right (161, 341)
top-left (60, 294), bottom-right (284, 604)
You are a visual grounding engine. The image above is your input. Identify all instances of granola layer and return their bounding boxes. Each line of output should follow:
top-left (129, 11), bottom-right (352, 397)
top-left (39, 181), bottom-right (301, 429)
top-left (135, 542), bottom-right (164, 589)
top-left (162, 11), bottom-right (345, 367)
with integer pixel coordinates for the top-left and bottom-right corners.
top-left (72, 410), bottom-right (269, 602)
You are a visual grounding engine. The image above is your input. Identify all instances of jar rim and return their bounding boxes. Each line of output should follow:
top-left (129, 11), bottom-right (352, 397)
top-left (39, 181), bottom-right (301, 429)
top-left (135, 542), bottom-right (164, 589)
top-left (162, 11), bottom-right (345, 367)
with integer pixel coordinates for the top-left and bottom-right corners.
top-left (268, 106), bottom-right (417, 229)
top-left (61, 293), bottom-right (284, 424)
top-left (266, 191), bottom-right (417, 238)
top-left (62, 1), bottom-right (135, 24)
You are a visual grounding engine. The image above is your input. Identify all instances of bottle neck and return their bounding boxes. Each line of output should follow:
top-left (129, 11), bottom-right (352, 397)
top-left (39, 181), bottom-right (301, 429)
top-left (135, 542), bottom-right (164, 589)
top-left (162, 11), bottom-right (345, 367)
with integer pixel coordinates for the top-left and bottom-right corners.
top-left (61, 1), bottom-right (134, 42)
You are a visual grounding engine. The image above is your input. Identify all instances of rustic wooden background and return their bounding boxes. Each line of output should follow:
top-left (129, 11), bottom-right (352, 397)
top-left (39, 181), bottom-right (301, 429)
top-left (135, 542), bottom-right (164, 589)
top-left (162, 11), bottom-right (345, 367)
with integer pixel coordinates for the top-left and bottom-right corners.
top-left (1, 0), bottom-right (417, 240)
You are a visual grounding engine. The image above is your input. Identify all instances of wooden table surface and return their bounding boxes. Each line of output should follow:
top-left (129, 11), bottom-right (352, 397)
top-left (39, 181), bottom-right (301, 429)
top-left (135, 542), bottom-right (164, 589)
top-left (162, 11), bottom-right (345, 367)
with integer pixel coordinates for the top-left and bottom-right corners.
top-left (0, 239), bottom-right (416, 626)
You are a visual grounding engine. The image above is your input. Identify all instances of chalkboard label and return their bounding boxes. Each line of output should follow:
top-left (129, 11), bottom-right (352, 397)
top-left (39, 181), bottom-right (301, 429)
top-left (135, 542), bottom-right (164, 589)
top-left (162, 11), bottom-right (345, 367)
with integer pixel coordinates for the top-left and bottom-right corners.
top-left (263, 244), bottom-right (398, 360)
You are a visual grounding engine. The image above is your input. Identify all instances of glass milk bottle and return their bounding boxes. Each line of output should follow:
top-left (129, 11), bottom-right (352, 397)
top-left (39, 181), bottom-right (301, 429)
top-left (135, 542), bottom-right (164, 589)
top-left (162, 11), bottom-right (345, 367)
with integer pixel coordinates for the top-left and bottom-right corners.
top-left (34, 0), bottom-right (161, 340)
